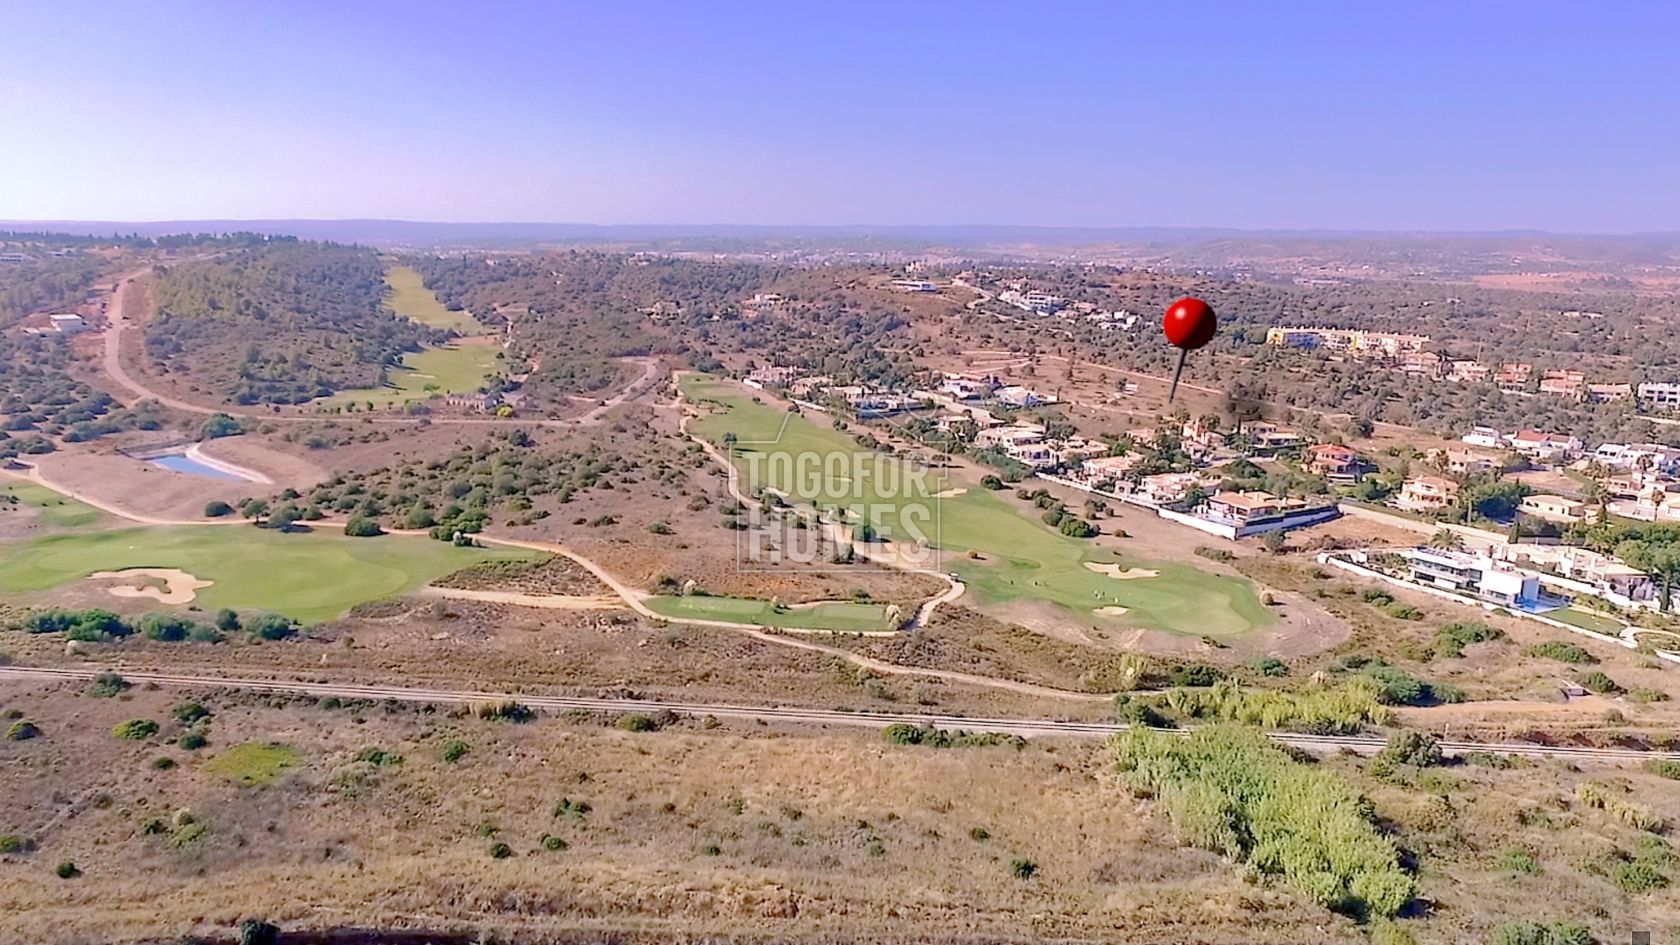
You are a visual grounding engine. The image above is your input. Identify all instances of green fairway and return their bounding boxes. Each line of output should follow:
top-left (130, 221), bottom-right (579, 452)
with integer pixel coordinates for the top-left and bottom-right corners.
top-left (384, 265), bottom-right (486, 333)
top-left (681, 374), bottom-right (1270, 638)
top-left (0, 482), bottom-right (103, 529)
top-left (0, 525), bottom-right (535, 623)
top-left (321, 341), bottom-right (503, 409)
top-left (647, 594), bottom-right (897, 632)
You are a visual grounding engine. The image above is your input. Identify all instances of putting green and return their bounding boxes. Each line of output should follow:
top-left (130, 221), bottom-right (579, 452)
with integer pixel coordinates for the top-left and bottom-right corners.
top-left (646, 595), bottom-right (896, 632)
top-left (1, 482), bottom-right (103, 529)
top-left (0, 525), bottom-right (535, 623)
top-left (682, 375), bottom-right (1270, 638)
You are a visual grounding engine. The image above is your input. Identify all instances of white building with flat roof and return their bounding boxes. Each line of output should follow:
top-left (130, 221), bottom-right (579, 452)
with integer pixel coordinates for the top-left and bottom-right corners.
top-left (49, 313), bottom-right (87, 335)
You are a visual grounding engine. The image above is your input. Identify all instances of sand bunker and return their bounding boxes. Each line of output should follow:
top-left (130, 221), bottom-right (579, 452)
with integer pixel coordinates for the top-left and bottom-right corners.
top-left (1095, 605), bottom-right (1131, 616)
top-left (932, 487), bottom-right (968, 498)
top-left (89, 568), bottom-right (213, 605)
top-left (1084, 562), bottom-right (1160, 580)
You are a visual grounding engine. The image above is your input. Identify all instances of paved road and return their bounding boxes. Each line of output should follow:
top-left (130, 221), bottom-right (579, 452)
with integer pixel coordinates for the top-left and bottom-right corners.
top-left (3, 664), bottom-right (1673, 762)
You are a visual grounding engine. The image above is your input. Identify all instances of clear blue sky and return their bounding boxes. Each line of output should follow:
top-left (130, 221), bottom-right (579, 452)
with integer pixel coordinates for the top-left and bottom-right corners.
top-left (2, 1), bottom-right (1676, 231)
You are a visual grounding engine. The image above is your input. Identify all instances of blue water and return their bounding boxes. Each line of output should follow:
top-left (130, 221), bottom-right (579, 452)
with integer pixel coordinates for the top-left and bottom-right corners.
top-left (151, 454), bottom-right (246, 481)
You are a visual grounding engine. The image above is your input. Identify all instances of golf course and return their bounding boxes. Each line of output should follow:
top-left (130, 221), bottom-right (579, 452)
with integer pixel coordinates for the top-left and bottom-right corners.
top-left (0, 524), bottom-right (535, 623)
top-left (320, 266), bottom-right (503, 409)
top-left (1, 481), bottom-right (105, 529)
top-left (682, 375), bottom-right (1271, 639)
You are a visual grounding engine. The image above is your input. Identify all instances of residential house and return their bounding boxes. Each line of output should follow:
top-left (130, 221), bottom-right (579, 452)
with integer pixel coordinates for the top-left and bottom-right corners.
top-left (1246, 422), bottom-right (1303, 453)
top-left (1428, 448), bottom-right (1500, 477)
top-left (1538, 370), bottom-right (1586, 398)
top-left (939, 373), bottom-right (999, 401)
top-left (1138, 472), bottom-right (1204, 506)
top-left (1204, 491), bottom-right (1307, 523)
top-left (744, 365), bottom-right (801, 389)
top-left (1398, 548), bottom-right (1541, 608)
top-left (1304, 444), bottom-right (1370, 481)
top-left (1462, 426), bottom-right (1504, 449)
top-left (1592, 443), bottom-right (1680, 473)
top-left (1080, 453), bottom-right (1142, 484)
top-left (1396, 476), bottom-right (1460, 512)
top-left (995, 385), bottom-right (1054, 408)
top-left (1401, 350), bottom-right (1444, 377)
top-left (1495, 363), bottom-right (1533, 392)
top-left (49, 313), bottom-right (86, 335)
top-left (1447, 360), bottom-right (1491, 383)
top-left (1507, 430), bottom-right (1582, 462)
top-left (1637, 381), bottom-right (1680, 412)
top-left (1518, 493), bottom-right (1598, 525)
top-left (1587, 383), bottom-right (1634, 403)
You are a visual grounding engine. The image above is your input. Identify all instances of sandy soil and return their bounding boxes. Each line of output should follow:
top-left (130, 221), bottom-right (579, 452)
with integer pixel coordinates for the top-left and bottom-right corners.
top-left (194, 434), bottom-right (328, 489)
top-left (1083, 562), bottom-right (1161, 580)
top-left (88, 568), bottom-right (213, 605)
top-left (27, 448), bottom-right (244, 522)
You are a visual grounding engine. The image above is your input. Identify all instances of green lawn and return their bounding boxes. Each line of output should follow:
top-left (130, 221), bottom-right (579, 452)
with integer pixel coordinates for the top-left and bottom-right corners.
top-left (321, 342), bottom-right (503, 409)
top-left (204, 742), bottom-right (298, 785)
top-left (0, 525), bottom-right (535, 623)
top-left (680, 375), bottom-right (1270, 638)
top-left (0, 482), bottom-right (103, 529)
top-left (1547, 606), bottom-right (1626, 634)
top-left (646, 595), bottom-right (897, 632)
top-left (384, 265), bottom-right (486, 333)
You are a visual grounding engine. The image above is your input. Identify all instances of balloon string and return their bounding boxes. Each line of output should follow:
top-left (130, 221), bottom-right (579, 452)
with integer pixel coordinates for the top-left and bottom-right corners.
top-left (1167, 348), bottom-right (1188, 403)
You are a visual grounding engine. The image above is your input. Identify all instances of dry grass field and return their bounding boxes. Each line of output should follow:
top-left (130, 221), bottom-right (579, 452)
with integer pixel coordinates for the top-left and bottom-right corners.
top-left (2, 679), bottom-right (1678, 945)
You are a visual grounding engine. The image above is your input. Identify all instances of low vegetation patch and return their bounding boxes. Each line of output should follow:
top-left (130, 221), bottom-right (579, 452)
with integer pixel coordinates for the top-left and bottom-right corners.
top-left (1524, 641), bottom-right (1596, 664)
top-left (203, 742), bottom-right (299, 785)
top-left (881, 723), bottom-right (1026, 750)
top-left (1113, 726), bottom-right (1415, 919)
top-left (1160, 677), bottom-right (1391, 735)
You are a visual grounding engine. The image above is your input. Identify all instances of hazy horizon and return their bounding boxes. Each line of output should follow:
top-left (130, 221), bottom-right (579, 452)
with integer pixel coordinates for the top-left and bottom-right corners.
top-left (3, 1), bottom-right (1678, 231)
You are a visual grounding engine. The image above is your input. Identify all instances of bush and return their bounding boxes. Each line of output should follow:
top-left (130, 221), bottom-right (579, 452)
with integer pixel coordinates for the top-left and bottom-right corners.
top-left (1248, 657), bottom-right (1289, 677)
top-left (552, 798), bottom-right (592, 820)
top-left (244, 612), bottom-right (300, 641)
top-left (25, 608), bottom-right (131, 641)
top-left (0, 834), bottom-right (29, 854)
top-left (880, 723), bottom-right (1024, 749)
top-left (214, 609), bottom-right (242, 632)
top-left (1495, 847), bottom-right (1539, 874)
top-left (1575, 781), bottom-right (1663, 831)
top-left (1646, 758), bottom-right (1680, 780)
top-left (1114, 726), bottom-right (1415, 918)
top-left (342, 516), bottom-right (383, 537)
top-left (541, 833), bottom-right (568, 851)
top-left (204, 500), bottom-right (233, 517)
top-left (1611, 858), bottom-right (1668, 893)
top-left (441, 739), bottom-right (469, 763)
top-left (488, 841), bottom-right (513, 859)
top-left (1577, 671), bottom-right (1620, 694)
top-left (54, 860), bottom-right (79, 879)
top-left (1009, 858), bottom-right (1038, 879)
top-left (615, 713), bottom-right (659, 732)
top-left (968, 826), bottom-right (990, 842)
top-left (1433, 621), bottom-right (1503, 658)
top-left (979, 474), bottom-right (1005, 490)
top-left (87, 672), bottom-right (130, 698)
top-left (171, 701), bottom-right (211, 724)
top-left (178, 731), bottom-right (208, 750)
top-left (137, 613), bottom-right (208, 643)
top-left (1374, 731), bottom-right (1443, 769)
top-left (1490, 922), bottom-right (1591, 945)
top-left (112, 718), bottom-right (159, 740)
top-left (472, 699), bottom-right (533, 722)
top-left (1525, 641), bottom-right (1596, 664)
top-left (238, 920), bottom-right (280, 945)
top-left (355, 747), bottom-right (403, 766)
top-left (1194, 546), bottom-right (1233, 562)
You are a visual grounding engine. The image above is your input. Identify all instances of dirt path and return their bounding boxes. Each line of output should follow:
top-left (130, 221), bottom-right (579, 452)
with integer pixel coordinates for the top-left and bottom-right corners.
top-left (101, 267), bottom-right (660, 429)
top-left (418, 586), bottom-right (622, 610)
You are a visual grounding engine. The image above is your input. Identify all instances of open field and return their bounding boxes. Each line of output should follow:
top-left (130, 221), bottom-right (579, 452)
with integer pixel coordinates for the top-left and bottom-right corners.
top-left (1547, 606), bottom-right (1627, 635)
top-left (0, 482), bottom-right (103, 530)
top-left (681, 375), bottom-right (1270, 639)
top-left (0, 526), bottom-right (534, 623)
top-left (646, 594), bottom-right (897, 632)
top-left (383, 265), bottom-right (486, 333)
top-left (319, 339), bottom-right (503, 409)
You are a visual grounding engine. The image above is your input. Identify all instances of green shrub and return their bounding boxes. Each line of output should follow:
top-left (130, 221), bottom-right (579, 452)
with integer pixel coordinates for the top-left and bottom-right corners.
top-left (5, 720), bottom-right (40, 741)
top-left (171, 701), bottom-right (211, 724)
top-left (552, 798), bottom-right (592, 820)
top-left (54, 860), bottom-right (79, 879)
top-left (204, 500), bottom-right (233, 517)
top-left (702, 843), bottom-right (722, 856)
top-left (1374, 731), bottom-right (1443, 769)
top-left (1009, 858), bottom-right (1038, 879)
top-left (0, 834), bottom-right (28, 854)
top-left (355, 747), bottom-right (403, 766)
top-left (1489, 921), bottom-right (1591, 945)
top-left (471, 699), bottom-right (533, 722)
top-left (1577, 671), bottom-right (1620, 694)
top-left (615, 713), bottom-right (658, 732)
top-left (878, 723), bottom-right (1023, 749)
top-left (1611, 858), bottom-right (1668, 893)
top-left (238, 919), bottom-right (280, 945)
top-left (136, 613), bottom-right (211, 643)
top-left (541, 834), bottom-right (568, 851)
top-left (1576, 781), bottom-right (1663, 831)
top-left (87, 672), bottom-right (130, 698)
top-left (1114, 726), bottom-right (1415, 919)
top-left (1248, 657), bottom-right (1289, 677)
top-left (178, 731), bottom-right (208, 751)
top-left (1433, 621), bottom-right (1503, 658)
top-left (968, 826), bottom-right (990, 842)
top-left (1162, 677), bottom-right (1390, 734)
top-left (343, 516), bottom-right (383, 537)
top-left (112, 718), bottom-right (159, 740)
top-left (488, 841), bottom-right (513, 859)
top-left (1525, 641), bottom-right (1595, 664)
top-left (1646, 758), bottom-right (1680, 780)
top-left (244, 612), bottom-right (300, 641)
top-left (152, 756), bottom-right (177, 770)
top-left (441, 739), bottom-right (469, 763)
top-left (1495, 847), bottom-right (1539, 874)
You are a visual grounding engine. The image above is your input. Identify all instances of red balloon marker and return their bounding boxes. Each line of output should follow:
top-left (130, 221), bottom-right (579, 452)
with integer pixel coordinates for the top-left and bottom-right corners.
top-left (1162, 297), bottom-right (1216, 403)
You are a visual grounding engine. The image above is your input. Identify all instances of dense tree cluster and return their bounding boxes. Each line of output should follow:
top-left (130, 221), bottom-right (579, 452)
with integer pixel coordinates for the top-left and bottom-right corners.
top-left (146, 243), bottom-right (443, 404)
